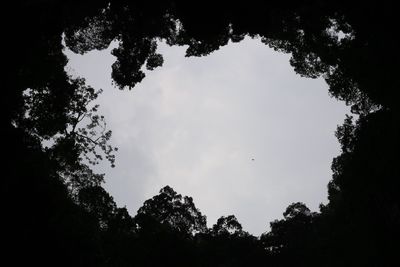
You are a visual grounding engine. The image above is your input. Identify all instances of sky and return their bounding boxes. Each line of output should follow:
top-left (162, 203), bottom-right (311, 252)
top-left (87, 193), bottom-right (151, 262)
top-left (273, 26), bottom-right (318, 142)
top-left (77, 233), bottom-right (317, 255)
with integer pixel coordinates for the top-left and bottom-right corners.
top-left (65, 37), bottom-right (351, 236)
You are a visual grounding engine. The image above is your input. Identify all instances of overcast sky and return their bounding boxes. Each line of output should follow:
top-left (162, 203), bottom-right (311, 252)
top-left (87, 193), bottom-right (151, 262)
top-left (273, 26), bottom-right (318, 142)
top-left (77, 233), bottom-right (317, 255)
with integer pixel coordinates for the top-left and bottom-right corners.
top-left (65, 37), bottom-right (350, 236)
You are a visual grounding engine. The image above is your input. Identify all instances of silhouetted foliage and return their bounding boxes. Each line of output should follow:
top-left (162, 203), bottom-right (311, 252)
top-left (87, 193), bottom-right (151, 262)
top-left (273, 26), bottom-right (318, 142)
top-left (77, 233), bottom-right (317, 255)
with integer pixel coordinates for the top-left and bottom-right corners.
top-left (5, 0), bottom-right (399, 266)
top-left (135, 185), bottom-right (207, 235)
top-left (261, 202), bottom-right (317, 266)
top-left (212, 215), bottom-right (245, 236)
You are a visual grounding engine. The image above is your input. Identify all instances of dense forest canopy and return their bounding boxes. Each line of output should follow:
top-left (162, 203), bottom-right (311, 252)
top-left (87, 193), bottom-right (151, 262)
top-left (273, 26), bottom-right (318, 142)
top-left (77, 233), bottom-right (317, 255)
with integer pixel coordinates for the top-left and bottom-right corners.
top-left (4, 1), bottom-right (399, 266)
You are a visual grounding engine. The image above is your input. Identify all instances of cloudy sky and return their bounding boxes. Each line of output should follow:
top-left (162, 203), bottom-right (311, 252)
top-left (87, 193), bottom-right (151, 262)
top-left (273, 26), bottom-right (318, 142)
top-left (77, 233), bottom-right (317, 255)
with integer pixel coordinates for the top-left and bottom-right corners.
top-left (65, 37), bottom-right (350, 236)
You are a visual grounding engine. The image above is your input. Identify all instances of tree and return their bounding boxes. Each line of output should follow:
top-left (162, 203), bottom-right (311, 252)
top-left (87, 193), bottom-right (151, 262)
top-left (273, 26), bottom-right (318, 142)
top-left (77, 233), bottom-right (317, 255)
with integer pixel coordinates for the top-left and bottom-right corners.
top-left (261, 202), bottom-right (317, 266)
top-left (212, 215), bottom-right (245, 236)
top-left (135, 186), bottom-right (207, 235)
top-left (5, 1), bottom-right (400, 265)
top-left (322, 110), bottom-right (400, 266)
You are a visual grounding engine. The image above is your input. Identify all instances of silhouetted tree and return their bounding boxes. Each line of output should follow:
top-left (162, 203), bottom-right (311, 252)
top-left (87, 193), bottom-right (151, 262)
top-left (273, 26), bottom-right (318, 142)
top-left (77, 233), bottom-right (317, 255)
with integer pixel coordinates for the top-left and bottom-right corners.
top-left (5, 1), bottom-right (399, 265)
top-left (261, 202), bottom-right (317, 266)
top-left (212, 215), bottom-right (245, 236)
top-left (135, 185), bottom-right (207, 235)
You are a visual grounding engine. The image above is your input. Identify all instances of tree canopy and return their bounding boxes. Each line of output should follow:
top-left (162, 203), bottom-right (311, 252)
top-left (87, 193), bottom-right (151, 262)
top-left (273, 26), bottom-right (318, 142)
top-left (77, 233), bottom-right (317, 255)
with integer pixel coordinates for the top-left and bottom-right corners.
top-left (5, 0), bottom-right (399, 266)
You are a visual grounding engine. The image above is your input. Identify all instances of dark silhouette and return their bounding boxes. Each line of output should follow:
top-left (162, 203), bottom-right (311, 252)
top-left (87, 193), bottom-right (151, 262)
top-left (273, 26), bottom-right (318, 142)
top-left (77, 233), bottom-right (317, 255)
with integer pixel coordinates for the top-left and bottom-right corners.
top-left (5, 0), bottom-right (399, 266)
top-left (135, 185), bottom-right (207, 235)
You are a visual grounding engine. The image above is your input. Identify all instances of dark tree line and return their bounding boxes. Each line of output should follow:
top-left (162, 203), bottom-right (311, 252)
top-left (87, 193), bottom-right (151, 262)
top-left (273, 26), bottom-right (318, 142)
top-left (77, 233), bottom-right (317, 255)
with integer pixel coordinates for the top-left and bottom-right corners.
top-left (4, 0), bottom-right (399, 266)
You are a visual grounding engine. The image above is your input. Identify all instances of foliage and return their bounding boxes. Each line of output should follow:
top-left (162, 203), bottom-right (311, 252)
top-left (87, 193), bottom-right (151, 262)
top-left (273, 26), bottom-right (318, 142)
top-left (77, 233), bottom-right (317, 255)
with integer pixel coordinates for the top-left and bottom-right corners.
top-left (5, 0), bottom-right (399, 266)
top-left (136, 185), bottom-right (207, 235)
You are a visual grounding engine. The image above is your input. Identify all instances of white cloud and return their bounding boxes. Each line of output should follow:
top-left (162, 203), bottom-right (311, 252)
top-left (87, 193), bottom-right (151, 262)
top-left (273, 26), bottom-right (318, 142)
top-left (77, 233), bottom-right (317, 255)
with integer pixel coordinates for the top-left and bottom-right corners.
top-left (65, 37), bottom-right (350, 235)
